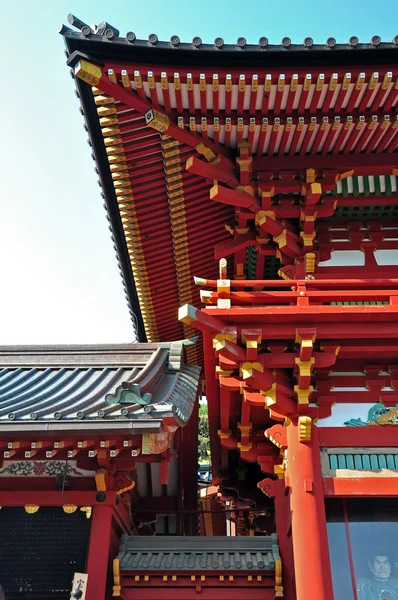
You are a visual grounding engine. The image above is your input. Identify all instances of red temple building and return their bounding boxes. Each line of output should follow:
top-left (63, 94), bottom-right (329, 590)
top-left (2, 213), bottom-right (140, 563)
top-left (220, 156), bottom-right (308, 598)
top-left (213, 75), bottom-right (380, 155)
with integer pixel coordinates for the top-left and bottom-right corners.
top-left (1, 13), bottom-right (398, 600)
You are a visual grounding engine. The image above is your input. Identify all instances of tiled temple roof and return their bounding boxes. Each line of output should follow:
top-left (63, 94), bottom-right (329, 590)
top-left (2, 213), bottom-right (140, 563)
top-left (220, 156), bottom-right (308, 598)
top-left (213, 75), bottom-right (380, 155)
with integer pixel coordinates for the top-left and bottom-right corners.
top-left (0, 341), bottom-right (200, 426)
top-left (60, 15), bottom-right (398, 351)
top-left (117, 534), bottom-right (280, 571)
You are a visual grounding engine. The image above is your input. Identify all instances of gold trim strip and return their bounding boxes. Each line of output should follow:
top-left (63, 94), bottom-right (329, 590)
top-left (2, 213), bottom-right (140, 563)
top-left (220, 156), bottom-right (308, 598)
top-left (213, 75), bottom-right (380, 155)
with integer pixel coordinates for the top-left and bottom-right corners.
top-left (95, 89), bottom-right (159, 342)
top-left (161, 135), bottom-right (197, 363)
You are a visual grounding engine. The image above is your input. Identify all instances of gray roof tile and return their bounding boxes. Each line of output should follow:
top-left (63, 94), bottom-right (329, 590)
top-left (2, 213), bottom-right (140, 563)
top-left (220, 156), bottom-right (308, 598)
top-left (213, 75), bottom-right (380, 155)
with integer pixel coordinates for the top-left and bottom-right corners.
top-left (0, 343), bottom-right (201, 425)
top-left (117, 535), bottom-right (280, 572)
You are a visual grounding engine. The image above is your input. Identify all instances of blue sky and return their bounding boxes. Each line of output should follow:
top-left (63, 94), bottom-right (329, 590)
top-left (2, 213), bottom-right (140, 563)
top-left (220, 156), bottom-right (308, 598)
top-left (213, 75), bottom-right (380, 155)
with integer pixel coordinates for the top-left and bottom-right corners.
top-left (0, 0), bottom-right (397, 344)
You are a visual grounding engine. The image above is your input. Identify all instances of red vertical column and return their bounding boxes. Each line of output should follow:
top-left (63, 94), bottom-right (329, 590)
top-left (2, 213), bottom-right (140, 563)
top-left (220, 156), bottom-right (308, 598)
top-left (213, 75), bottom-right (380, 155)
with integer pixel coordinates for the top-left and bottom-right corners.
top-left (274, 479), bottom-right (295, 600)
top-left (287, 423), bottom-right (334, 600)
top-left (85, 504), bottom-right (113, 600)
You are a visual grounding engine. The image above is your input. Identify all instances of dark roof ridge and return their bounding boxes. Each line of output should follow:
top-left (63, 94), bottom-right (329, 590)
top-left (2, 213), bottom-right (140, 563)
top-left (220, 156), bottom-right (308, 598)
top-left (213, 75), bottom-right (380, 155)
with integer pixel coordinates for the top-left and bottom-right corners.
top-left (59, 19), bottom-right (398, 55)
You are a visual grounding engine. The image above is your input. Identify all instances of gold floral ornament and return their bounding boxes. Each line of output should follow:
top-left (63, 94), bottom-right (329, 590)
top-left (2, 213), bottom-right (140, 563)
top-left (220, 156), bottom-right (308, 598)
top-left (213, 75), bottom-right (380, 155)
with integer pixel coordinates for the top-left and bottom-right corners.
top-left (25, 505), bottom-right (39, 514)
top-left (80, 506), bottom-right (92, 519)
top-left (62, 504), bottom-right (77, 514)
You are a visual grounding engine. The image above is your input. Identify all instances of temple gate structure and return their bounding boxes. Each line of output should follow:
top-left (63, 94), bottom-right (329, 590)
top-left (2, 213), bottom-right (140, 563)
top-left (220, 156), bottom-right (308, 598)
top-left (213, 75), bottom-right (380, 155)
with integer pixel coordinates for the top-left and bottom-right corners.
top-left (1, 13), bottom-right (398, 600)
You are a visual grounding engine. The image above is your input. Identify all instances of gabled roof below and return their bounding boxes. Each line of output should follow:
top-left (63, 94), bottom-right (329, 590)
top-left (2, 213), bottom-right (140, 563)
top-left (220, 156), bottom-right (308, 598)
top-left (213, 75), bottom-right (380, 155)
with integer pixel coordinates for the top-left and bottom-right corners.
top-left (118, 534), bottom-right (280, 571)
top-left (0, 341), bottom-right (200, 427)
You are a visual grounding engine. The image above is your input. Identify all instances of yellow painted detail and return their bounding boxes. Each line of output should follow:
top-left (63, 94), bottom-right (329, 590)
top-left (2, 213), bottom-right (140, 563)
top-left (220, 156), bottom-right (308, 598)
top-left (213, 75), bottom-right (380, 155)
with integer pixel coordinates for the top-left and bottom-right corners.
top-left (238, 74), bottom-right (246, 92)
top-left (99, 116), bottom-right (119, 127)
top-left (218, 430), bottom-right (232, 439)
top-left (295, 356), bottom-right (315, 377)
top-left (102, 127), bottom-right (121, 138)
top-left (113, 559), bottom-right (121, 596)
top-left (172, 74), bottom-right (180, 92)
top-left (146, 109), bottom-right (170, 133)
top-left (226, 74), bottom-right (232, 92)
top-left (62, 504), bottom-right (77, 514)
top-left (298, 416), bottom-right (312, 442)
top-left (355, 72), bottom-right (365, 90)
top-left (161, 136), bottom-right (196, 359)
top-left (294, 385), bottom-right (314, 405)
top-left (382, 72), bottom-right (393, 90)
top-left (121, 70), bottom-right (131, 88)
top-left (94, 95), bottom-right (115, 106)
top-left (195, 143), bottom-right (216, 161)
top-left (107, 69), bottom-right (117, 84)
top-left (240, 361), bottom-right (263, 379)
top-left (97, 105), bottom-right (117, 117)
top-left (277, 74), bottom-right (285, 92)
top-left (369, 72), bottom-right (379, 90)
top-left (300, 232), bottom-right (316, 247)
top-left (316, 73), bottom-right (325, 91)
top-left (305, 252), bottom-right (316, 273)
top-left (80, 506), bottom-right (92, 519)
top-left (335, 169), bottom-right (354, 182)
top-left (104, 136), bottom-right (123, 147)
top-left (97, 105), bottom-right (160, 341)
top-left (342, 73), bottom-right (351, 90)
top-left (303, 74), bottom-right (312, 91)
top-left (25, 505), bottom-right (40, 514)
top-left (213, 332), bottom-right (237, 350)
top-left (95, 468), bottom-right (108, 491)
top-left (329, 73), bottom-right (338, 91)
top-left (275, 557), bottom-right (283, 586)
top-left (148, 71), bottom-right (156, 89)
top-left (75, 60), bottom-right (102, 86)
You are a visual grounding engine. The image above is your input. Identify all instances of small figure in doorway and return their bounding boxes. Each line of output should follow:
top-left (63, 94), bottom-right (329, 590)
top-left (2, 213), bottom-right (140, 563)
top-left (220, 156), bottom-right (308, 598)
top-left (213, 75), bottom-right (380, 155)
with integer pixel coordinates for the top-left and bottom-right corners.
top-left (357, 551), bottom-right (398, 600)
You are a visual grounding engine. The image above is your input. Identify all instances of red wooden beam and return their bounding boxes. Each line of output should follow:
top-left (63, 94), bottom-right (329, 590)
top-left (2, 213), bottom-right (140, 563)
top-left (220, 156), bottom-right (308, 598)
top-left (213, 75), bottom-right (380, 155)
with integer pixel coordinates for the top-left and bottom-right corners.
top-left (195, 277), bottom-right (398, 290)
top-left (210, 184), bottom-right (260, 212)
top-left (0, 490), bottom-right (117, 506)
top-left (254, 152), bottom-right (398, 175)
top-left (200, 289), bottom-right (398, 305)
top-left (323, 477), bottom-right (398, 496)
top-left (118, 586), bottom-right (275, 600)
top-left (186, 156), bottom-right (239, 188)
top-left (318, 426), bottom-right (398, 447)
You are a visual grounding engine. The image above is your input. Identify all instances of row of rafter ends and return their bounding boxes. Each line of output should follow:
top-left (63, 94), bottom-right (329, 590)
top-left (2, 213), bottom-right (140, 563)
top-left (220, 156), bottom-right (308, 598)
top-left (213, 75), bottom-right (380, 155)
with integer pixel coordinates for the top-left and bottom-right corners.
top-left (81, 87), bottom-right (148, 342)
top-left (61, 21), bottom-right (398, 53)
top-left (161, 139), bottom-right (194, 307)
top-left (88, 87), bottom-right (152, 339)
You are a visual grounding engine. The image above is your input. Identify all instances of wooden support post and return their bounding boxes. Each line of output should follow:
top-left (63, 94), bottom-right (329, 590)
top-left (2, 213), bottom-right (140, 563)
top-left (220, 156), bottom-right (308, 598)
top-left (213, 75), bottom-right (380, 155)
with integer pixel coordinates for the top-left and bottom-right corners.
top-left (274, 479), bottom-right (295, 600)
top-left (85, 504), bottom-right (113, 600)
top-left (286, 424), bottom-right (334, 600)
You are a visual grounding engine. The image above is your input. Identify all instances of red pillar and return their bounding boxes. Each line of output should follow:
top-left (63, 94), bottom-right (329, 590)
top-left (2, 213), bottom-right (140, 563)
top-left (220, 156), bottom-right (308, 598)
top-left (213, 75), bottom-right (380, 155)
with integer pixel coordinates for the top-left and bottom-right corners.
top-left (85, 504), bottom-right (113, 600)
top-left (287, 423), bottom-right (334, 600)
top-left (274, 479), bottom-right (295, 600)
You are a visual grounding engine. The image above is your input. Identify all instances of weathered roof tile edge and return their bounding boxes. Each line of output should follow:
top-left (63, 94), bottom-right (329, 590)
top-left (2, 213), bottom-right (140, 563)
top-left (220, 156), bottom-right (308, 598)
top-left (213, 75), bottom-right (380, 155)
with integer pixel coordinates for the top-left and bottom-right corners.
top-left (60, 17), bottom-right (398, 55)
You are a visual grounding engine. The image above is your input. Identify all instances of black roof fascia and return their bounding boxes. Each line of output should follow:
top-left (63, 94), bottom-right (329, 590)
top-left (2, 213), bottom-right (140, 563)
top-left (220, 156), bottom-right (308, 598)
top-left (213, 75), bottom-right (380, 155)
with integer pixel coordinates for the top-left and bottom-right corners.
top-left (64, 40), bottom-right (147, 343)
top-left (63, 31), bottom-right (398, 70)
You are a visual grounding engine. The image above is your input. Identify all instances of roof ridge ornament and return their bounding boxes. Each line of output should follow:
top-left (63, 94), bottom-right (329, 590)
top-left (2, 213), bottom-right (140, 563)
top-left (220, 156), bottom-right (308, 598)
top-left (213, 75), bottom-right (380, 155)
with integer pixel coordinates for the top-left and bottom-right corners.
top-left (105, 383), bottom-right (152, 406)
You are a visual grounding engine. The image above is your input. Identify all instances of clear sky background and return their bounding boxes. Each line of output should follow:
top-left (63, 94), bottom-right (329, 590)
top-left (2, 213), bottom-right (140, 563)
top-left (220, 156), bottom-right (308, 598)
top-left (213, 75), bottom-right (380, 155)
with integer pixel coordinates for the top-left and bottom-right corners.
top-left (0, 0), bottom-right (397, 345)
